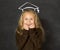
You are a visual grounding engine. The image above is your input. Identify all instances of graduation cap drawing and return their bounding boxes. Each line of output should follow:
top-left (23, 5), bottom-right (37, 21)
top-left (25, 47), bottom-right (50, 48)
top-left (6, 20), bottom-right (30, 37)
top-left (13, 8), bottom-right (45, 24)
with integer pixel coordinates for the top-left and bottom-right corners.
top-left (18, 2), bottom-right (40, 13)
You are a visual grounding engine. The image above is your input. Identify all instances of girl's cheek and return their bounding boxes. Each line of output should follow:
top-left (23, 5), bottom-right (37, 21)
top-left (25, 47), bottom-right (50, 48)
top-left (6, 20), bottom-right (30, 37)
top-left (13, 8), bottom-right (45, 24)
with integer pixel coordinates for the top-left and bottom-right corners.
top-left (24, 20), bottom-right (27, 23)
top-left (31, 20), bottom-right (34, 24)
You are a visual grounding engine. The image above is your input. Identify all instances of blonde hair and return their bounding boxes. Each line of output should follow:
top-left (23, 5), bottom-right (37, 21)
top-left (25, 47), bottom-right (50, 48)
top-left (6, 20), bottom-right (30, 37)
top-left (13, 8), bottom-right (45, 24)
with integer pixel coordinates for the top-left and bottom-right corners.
top-left (16, 9), bottom-right (45, 42)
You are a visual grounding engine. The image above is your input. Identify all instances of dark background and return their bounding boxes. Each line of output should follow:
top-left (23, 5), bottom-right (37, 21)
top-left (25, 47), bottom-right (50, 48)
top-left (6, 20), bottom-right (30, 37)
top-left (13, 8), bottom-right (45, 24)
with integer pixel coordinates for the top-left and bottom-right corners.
top-left (0, 0), bottom-right (60, 50)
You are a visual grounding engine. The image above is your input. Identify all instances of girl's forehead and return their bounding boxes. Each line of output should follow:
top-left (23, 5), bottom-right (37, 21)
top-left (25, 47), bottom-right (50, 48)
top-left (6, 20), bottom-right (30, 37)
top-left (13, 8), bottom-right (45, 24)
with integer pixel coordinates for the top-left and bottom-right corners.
top-left (23, 12), bottom-right (35, 16)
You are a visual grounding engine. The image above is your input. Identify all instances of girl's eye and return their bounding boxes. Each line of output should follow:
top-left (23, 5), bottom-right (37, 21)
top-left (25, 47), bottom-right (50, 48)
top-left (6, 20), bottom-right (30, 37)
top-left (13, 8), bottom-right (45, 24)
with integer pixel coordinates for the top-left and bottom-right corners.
top-left (24, 18), bottom-right (33, 20)
top-left (25, 18), bottom-right (28, 20)
top-left (30, 18), bottom-right (33, 20)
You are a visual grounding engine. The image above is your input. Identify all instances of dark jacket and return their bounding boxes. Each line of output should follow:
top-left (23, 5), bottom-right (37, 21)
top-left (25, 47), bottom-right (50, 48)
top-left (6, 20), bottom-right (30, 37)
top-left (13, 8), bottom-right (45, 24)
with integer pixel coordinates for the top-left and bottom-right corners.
top-left (16, 28), bottom-right (43, 50)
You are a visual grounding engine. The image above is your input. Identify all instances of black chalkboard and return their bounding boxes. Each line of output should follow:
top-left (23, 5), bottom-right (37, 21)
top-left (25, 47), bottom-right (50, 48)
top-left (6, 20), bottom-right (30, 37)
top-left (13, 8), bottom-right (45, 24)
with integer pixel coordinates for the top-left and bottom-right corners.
top-left (0, 0), bottom-right (60, 50)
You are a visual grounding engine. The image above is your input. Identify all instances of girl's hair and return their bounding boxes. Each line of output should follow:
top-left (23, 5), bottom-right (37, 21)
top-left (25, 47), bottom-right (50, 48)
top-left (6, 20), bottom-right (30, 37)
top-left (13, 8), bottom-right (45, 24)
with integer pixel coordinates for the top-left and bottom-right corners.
top-left (16, 9), bottom-right (45, 42)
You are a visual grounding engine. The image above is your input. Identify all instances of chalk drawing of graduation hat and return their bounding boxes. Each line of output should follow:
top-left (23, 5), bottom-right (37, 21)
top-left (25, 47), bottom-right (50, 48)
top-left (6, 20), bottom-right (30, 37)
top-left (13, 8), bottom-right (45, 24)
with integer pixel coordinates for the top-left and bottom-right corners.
top-left (18, 2), bottom-right (40, 13)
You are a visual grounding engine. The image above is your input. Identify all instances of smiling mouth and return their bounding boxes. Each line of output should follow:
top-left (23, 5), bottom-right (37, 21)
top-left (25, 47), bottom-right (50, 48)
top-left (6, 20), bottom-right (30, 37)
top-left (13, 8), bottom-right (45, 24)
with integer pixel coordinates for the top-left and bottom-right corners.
top-left (26, 24), bottom-right (32, 26)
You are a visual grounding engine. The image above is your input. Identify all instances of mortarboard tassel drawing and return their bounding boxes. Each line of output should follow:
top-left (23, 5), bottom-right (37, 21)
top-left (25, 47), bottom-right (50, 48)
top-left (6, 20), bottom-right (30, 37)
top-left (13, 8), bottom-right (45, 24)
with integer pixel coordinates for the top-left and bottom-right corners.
top-left (18, 2), bottom-right (40, 13)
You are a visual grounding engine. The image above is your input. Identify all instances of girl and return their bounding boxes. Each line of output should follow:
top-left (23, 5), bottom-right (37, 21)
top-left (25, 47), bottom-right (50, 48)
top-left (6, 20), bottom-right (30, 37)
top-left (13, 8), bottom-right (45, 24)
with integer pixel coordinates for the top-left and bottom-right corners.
top-left (16, 9), bottom-right (45, 50)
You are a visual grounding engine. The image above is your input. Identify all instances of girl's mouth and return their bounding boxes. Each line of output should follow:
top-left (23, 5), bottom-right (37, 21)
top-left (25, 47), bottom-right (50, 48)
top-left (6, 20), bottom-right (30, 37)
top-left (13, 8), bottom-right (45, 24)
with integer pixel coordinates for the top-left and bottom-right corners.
top-left (26, 24), bottom-right (32, 26)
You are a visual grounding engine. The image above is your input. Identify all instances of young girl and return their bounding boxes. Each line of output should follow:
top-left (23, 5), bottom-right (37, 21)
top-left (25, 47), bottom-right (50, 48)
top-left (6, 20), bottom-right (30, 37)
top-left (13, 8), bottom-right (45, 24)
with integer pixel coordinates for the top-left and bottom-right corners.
top-left (16, 9), bottom-right (45, 50)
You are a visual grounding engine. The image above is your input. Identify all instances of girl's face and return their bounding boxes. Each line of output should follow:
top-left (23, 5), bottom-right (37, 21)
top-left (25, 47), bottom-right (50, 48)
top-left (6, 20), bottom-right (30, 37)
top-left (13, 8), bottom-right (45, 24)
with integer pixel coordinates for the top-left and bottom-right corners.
top-left (23, 12), bottom-right (35, 27)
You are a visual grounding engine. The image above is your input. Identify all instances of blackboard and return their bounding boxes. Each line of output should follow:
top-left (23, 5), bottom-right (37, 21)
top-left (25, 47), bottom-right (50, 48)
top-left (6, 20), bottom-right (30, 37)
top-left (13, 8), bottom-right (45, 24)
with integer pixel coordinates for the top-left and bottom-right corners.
top-left (0, 0), bottom-right (60, 50)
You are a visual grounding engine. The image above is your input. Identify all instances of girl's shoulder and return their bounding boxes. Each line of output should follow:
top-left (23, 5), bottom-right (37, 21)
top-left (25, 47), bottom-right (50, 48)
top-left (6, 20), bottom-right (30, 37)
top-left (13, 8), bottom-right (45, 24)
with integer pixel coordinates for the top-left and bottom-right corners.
top-left (29, 28), bottom-right (41, 31)
top-left (29, 28), bottom-right (40, 30)
top-left (29, 28), bottom-right (42, 33)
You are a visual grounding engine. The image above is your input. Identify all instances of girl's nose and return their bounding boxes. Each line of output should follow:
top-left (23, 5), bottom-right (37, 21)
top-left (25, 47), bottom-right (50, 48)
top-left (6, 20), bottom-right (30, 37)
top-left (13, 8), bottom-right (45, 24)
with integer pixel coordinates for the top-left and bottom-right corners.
top-left (28, 20), bottom-right (31, 22)
top-left (27, 20), bottom-right (31, 24)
